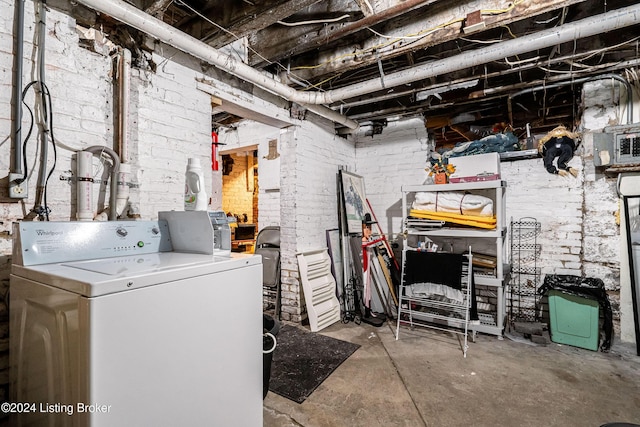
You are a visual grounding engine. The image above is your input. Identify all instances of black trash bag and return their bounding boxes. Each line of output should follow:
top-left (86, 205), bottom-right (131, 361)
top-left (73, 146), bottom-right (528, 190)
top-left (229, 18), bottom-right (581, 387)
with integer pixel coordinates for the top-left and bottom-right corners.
top-left (263, 314), bottom-right (280, 399)
top-left (538, 274), bottom-right (613, 351)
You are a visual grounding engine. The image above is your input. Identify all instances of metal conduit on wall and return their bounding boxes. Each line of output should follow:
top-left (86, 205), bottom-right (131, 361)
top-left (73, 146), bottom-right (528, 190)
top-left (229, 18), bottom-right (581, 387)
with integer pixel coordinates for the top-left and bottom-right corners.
top-left (11, 0), bottom-right (25, 177)
top-left (33, 1), bottom-right (49, 214)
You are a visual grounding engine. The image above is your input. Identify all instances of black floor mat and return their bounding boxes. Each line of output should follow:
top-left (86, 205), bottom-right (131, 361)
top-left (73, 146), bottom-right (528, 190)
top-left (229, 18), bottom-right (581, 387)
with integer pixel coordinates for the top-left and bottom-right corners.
top-left (267, 324), bottom-right (360, 403)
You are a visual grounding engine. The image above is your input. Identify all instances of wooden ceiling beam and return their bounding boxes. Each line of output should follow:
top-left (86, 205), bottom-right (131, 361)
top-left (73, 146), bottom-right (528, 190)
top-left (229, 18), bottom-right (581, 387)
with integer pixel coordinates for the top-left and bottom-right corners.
top-left (284, 0), bottom-right (583, 83)
top-left (173, 0), bottom-right (322, 48)
top-left (248, 0), bottom-right (435, 68)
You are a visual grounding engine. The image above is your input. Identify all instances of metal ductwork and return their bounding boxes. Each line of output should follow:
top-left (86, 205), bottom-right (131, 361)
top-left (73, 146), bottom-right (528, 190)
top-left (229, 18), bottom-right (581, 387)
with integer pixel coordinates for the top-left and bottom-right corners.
top-left (75, 0), bottom-right (640, 126)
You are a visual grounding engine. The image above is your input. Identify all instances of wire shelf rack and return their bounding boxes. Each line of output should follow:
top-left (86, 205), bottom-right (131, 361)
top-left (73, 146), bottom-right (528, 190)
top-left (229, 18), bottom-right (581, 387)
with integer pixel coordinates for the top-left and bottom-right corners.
top-left (509, 217), bottom-right (542, 323)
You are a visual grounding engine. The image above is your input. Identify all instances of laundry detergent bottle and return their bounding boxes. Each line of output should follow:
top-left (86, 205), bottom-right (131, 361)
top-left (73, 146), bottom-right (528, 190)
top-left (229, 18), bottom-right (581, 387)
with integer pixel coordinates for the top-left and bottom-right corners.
top-left (184, 158), bottom-right (208, 211)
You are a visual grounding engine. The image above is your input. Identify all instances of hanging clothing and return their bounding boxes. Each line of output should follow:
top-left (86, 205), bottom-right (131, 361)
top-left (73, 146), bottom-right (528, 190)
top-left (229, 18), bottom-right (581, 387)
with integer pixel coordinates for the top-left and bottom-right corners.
top-left (404, 251), bottom-right (478, 320)
top-left (537, 125), bottom-right (580, 175)
top-left (542, 136), bottom-right (576, 174)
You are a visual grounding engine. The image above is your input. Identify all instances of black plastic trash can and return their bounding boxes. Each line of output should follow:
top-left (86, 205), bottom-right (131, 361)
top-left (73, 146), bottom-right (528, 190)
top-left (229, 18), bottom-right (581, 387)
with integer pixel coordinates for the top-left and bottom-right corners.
top-left (538, 274), bottom-right (613, 351)
top-left (263, 314), bottom-right (280, 399)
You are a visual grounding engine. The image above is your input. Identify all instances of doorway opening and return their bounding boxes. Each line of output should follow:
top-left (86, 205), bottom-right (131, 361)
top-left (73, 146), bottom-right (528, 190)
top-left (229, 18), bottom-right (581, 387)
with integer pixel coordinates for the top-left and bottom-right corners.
top-left (221, 148), bottom-right (258, 253)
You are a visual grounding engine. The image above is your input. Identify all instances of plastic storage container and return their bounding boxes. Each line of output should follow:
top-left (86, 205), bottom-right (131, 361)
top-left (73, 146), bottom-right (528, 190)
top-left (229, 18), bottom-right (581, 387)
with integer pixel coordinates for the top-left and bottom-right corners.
top-left (548, 290), bottom-right (600, 351)
top-left (539, 274), bottom-right (612, 351)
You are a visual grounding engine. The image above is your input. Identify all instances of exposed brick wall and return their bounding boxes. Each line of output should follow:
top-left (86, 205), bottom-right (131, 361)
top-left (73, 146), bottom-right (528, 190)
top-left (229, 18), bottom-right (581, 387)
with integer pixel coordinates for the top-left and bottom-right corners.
top-left (0, 7), bottom-right (636, 393)
top-left (280, 124), bottom-right (356, 322)
top-left (355, 118), bottom-right (431, 237)
top-left (353, 90), bottom-right (629, 338)
top-left (128, 52), bottom-right (212, 219)
top-left (0, 2), bottom-right (211, 407)
top-left (222, 152), bottom-right (254, 222)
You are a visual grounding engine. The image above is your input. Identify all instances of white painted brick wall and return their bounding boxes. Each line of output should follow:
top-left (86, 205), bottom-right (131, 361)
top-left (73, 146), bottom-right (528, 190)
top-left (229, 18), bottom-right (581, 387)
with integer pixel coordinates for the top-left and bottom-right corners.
top-left (217, 121), bottom-right (283, 228)
top-left (353, 111), bottom-right (624, 336)
top-left (0, 2), bottom-right (212, 401)
top-left (129, 53), bottom-right (212, 219)
top-left (279, 124), bottom-right (355, 321)
top-left (0, 4), bottom-right (115, 229)
top-left (501, 156), bottom-right (585, 278)
top-left (206, 122), bottom-right (356, 322)
top-left (355, 117), bottom-right (431, 238)
top-left (292, 125), bottom-right (355, 254)
top-left (0, 2), bottom-right (634, 354)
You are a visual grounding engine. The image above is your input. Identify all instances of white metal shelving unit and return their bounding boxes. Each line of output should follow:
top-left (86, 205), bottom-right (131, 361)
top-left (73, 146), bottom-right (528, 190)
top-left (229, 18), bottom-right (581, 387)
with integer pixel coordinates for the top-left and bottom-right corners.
top-left (399, 180), bottom-right (509, 338)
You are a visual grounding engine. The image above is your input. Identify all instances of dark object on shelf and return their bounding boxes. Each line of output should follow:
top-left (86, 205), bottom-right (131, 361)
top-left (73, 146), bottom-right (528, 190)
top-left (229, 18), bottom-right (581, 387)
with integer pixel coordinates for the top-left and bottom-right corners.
top-left (234, 224), bottom-right (256, 240)
top-left (538, 274), bottom-right (613, 351)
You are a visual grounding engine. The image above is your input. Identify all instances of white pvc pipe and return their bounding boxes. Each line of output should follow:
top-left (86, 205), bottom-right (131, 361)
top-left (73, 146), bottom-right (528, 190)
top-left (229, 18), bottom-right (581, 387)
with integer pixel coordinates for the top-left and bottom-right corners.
top-left (76, 151), bottom-right (95, 221)
top-left (74, 0), bottom-right (358, 129)
top-left (75, 0), bottom-right (640, 119)
top-left (116, 163), bottom-right (130, 217)
top-left (118, 48), bottom-right (131, 163)
top-left (324, 4), bottom-right (640, 102)
top-left (84, 145), bottom-right (121, 221)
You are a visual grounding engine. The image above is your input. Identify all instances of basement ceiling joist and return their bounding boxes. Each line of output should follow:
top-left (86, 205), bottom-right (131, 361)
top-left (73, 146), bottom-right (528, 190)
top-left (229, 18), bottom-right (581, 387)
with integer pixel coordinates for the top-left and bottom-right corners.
top-left (57, 0), bottom-right (640, 145)
top-left (269, 0), bottom-right (586, 84)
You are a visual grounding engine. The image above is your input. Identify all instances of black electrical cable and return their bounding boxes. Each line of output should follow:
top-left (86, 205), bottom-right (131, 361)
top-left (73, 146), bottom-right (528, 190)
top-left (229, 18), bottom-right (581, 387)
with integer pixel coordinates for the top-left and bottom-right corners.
top-left (17, 80), bottom-right (57, 220)
top-left (17, 81), bottom-right (38, 185)
top-left (41, 81), bottom-right (57, 221)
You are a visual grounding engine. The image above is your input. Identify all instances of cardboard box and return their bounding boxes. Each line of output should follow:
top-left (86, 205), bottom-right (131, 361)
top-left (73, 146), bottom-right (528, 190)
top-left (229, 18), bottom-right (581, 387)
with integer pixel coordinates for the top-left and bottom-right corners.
top-left (448, 152), bottom-right (501, 183)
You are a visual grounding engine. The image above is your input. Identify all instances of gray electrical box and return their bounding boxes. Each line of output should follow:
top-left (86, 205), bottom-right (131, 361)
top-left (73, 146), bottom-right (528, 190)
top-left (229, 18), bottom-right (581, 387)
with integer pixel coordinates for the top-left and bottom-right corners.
top-left (593, 132), bottom-right (614, 166)
top-left (616, 132), bottom-right (640, 164)
top-left (594, 124), bottom-right (640, 166)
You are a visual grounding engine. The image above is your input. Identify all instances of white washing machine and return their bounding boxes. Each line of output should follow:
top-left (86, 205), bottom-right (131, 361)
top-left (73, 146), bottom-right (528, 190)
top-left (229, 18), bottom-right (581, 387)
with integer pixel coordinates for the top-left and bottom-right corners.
top-left (9, 214), bottom-right (263, 426)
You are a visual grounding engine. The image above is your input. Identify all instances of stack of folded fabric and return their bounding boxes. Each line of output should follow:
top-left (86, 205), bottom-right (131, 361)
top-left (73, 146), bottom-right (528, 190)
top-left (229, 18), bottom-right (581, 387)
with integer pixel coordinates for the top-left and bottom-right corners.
top-left (410, 191), bottom-right (496, 229)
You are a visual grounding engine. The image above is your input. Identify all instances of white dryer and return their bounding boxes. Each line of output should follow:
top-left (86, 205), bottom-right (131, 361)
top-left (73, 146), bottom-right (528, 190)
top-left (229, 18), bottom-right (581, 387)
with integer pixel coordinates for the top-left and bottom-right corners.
top-left (9, 215), bottom-right (262, 426)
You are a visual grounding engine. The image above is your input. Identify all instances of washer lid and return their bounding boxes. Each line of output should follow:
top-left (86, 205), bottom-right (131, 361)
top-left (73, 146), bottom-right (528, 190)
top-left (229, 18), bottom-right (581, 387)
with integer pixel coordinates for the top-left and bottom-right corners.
top-left (12, 252), bottom-right (261, 297)
top-left (63, 252), bottom-right (201, 275)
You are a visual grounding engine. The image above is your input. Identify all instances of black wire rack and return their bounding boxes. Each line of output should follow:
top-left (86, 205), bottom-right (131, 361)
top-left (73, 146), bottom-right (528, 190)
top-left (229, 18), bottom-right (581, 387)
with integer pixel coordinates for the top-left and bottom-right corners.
top-left (509, 217), bottom-right (542, 322)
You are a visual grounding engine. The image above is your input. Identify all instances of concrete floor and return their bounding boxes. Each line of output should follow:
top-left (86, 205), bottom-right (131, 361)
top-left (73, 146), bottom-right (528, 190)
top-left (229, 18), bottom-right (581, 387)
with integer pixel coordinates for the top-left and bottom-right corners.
top-left (263, 320), bottom-right (640, 427)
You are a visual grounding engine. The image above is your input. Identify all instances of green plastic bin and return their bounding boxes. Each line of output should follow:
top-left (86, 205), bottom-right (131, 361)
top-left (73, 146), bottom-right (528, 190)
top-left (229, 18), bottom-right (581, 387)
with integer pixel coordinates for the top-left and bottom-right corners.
top-left (548, 289), bottom-right (599, 351)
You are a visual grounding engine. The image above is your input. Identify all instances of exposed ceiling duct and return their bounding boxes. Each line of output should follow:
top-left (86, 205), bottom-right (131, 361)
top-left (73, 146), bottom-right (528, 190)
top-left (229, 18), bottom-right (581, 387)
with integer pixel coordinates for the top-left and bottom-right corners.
top-left (75, 0), bottom-right (640, 129)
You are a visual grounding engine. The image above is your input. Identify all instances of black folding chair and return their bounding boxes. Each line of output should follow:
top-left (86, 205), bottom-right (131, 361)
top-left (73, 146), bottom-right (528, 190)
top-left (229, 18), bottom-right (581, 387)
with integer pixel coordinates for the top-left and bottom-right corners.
top-left (255, 226), bottom-right (281, 319)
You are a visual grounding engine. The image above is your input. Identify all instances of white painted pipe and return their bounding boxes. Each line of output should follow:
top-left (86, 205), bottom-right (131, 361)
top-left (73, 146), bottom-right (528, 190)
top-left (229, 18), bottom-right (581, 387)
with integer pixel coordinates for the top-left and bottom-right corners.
top-left (324, 4), bottom-right (640, 103)
top-left (84, 145), bottom-right (121, 221)
top-left (75, 0), bottom-right (358, 130)
top-left (75, 0), bottom-right (640, 119)
top-left (76, 151), bottom-right (95, 221)
top-left (118, 48), bottom-right (131, 163)
top-left (116, 163), bottom-right (130, 217)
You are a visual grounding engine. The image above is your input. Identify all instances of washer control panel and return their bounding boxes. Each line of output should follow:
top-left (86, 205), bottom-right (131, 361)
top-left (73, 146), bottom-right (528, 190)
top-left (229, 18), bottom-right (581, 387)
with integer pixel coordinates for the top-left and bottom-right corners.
top-left (13, 220), bottom-right (172, 266)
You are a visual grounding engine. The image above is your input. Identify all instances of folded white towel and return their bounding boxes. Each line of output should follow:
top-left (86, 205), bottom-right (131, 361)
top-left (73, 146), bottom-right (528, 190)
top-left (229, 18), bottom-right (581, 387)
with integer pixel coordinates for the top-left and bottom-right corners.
top-left (412, 191), bottom-right (493, 217)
